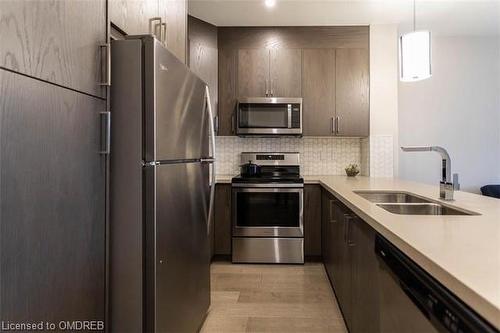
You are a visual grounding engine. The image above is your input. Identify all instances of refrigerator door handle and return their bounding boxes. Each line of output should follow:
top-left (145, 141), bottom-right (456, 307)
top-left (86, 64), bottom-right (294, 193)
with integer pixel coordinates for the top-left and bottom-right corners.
top-left (205, 86), bottom-right (216, 162)
top-left (204, 85), bottom-right (216, 235)
top-left (206, 160), bottom-right (215, 236)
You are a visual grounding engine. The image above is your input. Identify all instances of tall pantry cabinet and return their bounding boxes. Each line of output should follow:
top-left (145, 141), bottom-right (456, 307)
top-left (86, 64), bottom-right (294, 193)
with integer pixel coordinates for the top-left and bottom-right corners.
top-left (0, 0), bottom-right (108, 327)
top-left (0, 0), bottom-right (188, 329)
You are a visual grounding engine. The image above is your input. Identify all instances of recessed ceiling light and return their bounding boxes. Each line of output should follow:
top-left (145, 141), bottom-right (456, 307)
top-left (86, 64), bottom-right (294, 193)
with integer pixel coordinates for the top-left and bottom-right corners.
top-left (265, 0), bottom-right (276, 8)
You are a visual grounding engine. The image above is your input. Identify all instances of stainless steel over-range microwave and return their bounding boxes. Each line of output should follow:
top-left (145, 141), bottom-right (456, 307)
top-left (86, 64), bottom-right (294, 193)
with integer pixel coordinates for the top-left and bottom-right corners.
top-left (236, 97), bottom-right (303, 136)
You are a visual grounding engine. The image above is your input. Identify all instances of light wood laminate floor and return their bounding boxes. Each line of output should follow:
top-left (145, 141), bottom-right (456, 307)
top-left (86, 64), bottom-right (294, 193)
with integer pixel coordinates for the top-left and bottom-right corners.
top-left (200, 261), bottom-right (348, 333)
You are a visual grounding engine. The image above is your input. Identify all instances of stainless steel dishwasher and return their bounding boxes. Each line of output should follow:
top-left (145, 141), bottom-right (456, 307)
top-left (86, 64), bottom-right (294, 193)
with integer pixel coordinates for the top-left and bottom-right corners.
top-left (375, 235), bottom-right (498, 333)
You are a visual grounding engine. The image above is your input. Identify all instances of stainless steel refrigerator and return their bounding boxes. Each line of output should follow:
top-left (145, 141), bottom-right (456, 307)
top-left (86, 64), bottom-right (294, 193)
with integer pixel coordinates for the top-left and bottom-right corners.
top-left (109, 35), bottom-right (215, 333)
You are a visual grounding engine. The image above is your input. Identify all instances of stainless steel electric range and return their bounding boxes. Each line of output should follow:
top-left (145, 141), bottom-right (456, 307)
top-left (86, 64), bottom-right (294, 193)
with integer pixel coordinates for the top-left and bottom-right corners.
top-left (231, 152), bottom-right (304, 264)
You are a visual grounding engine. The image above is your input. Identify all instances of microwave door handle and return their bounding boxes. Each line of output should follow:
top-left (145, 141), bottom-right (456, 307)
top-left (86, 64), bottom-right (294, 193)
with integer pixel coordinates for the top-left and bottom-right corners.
top-left (287, 104), bottom-right (292, 129)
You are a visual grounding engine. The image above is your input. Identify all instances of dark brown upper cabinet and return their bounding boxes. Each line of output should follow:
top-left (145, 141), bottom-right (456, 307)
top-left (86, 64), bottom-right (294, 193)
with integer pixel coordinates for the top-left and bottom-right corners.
top-left (302, 49), bottom-right (336, 136)
top-left (0, 0), bottom-right (106, 98)
top-left (303, 48), bottom-right (369, 137)
top-left (161, 0), bottom-right (187, 63)
top-left (109, 0), bottom-right (158, 37)
top-left (335, 48), bottom-right (370, 137)
top-left (237, 49), bottom-right (270, 97)
top-left (270, 49), bottom-right (302, 97)
top-left (110, 0), bottom-right (186, 63)
top-left (237, 48), bottom-right (302, 98)
top-left (188, 16), bottom-right (218, 132)
top-left (217, 26), bottom-right (369, 137)
top-left (218, 48), bottom-right (237, 136)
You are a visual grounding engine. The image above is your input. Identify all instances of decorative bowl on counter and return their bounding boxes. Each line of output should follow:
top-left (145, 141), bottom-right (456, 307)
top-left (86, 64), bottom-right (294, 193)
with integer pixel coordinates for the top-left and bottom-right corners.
top-left (345, 164), bottom-right (360, 177)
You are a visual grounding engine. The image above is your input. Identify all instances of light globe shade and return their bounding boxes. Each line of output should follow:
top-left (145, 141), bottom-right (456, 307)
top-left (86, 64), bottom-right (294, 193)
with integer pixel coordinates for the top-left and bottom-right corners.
top-left (399, 30), bottom-right (432, 82)
top-left (265, 0), bottom-right (276, 7)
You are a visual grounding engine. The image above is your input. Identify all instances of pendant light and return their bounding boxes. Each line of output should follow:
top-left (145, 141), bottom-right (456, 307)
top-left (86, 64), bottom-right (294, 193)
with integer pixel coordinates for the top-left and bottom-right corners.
top-left (399, 0), bottom-right (432, 82)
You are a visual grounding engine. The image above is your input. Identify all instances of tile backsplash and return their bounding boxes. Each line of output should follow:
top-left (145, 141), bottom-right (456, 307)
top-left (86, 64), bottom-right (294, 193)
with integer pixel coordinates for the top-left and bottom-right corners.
top-left (360, 137), bottom-right (370, 176)
top-left (215, 136), bottom-right (361, 175)
top-left (369, 135), bottom-right (394, 177)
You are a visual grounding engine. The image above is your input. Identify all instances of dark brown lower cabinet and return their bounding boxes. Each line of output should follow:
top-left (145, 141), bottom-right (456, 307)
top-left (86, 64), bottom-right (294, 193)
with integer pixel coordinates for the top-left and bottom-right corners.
top-left (214, 184), bottom-right (232, 256)
top-left (322, 191), bottom-right (339, 286)
top-left (322, 188), bottom-right (380, 333)
top-left (351, 216), bottom-right (380, 333)
top-left (321, 190), bottom-right (331, 268)
top-left (304, 185), bottom-right (321, 257)
top-left (330, 195), bottom-right (353, 328)
top-left (0, 70), bottom-right (106, 324)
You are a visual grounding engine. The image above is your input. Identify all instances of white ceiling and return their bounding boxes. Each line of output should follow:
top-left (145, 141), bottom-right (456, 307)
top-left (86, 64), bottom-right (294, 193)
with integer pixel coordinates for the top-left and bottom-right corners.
top-left (188, 0), bottom-right (500, 36)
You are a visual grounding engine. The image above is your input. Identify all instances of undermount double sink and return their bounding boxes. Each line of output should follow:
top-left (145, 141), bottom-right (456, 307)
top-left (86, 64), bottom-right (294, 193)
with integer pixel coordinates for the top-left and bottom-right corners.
top-left (354, 191), bottom-right (478, 216)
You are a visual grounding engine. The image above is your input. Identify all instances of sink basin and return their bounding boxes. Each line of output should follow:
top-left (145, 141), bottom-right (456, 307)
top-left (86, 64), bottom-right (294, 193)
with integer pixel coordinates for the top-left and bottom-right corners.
top-left (354, 191), bottom-right (432, 204)
top-left (354, 190), bottom-right (479, 216)
top-left (376, 203), bottom-right (477, 216)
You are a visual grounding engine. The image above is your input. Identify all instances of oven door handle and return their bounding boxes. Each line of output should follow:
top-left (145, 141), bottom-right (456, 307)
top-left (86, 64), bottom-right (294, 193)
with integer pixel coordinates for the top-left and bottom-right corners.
top-left (232, 183), bottom-right (304, 189)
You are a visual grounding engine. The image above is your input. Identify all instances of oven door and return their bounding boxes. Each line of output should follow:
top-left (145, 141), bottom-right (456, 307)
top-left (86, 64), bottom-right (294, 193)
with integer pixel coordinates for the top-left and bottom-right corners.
top-left (232, 186), bottom-right (304, 237)
top-left (236, 98), bottom-right (302, 136)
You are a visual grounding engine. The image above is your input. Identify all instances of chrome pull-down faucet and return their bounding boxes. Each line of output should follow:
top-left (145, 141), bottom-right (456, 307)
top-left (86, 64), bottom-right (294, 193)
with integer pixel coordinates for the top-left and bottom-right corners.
top-left (401, 146), bottom-right (459, 201)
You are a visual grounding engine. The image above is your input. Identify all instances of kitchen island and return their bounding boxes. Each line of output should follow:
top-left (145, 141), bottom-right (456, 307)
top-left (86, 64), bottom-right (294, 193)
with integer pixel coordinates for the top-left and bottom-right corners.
top-left (306, 175), bottom-right (500, 330)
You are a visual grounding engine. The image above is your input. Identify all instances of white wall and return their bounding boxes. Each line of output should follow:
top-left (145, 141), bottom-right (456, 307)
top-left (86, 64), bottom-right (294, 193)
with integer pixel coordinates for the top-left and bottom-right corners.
top-left (399, 36), bottom-right (500, 193)
top-left (368, 24), bottom-right (399, 177)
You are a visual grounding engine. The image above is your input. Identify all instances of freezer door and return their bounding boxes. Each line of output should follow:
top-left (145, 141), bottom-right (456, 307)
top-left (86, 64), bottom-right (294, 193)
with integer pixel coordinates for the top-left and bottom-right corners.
top-left (144, 162), bottom-right (211, 333)
top-left (143, 37), bottom-right (210, 162)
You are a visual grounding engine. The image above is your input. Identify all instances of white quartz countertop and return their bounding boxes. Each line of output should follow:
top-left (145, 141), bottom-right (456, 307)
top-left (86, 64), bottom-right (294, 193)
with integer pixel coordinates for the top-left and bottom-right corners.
top-left (215, 174), bottom-right (500, 328)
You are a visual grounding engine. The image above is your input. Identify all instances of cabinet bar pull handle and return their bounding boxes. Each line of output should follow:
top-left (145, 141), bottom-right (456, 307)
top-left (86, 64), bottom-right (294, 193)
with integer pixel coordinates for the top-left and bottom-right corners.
top-left (343, 214), bottom-right (349, 243)
top-left (149, 17), bottom-right (162, 36)
top-left (270, 79), bottom-right (274, 96)
top-left (161, 22), bottom-right (167, 45)
top-left (331, 117), bottom-right (335, 134)
top-left (231, 114), bottom-right (235, 134)
top-left (329, 200), bottom-right (336, 223)
top-left (214, 115), bottom-right (219, 134)
top-left (100, 111), bottom-right (111, 155)
top-left (345, 215), bottom-right (356, 246)
top-left (336, 116), bottom-right (340, 134)
top-left (99, 43), bottom-right (111, 86)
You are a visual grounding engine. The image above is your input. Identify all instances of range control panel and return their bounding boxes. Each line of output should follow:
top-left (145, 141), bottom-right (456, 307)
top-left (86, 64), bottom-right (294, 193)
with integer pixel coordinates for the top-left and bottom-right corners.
top-left (240, 152), bottom-right (299, 166)
top-left (256, 154), bottom-right (285, 161)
